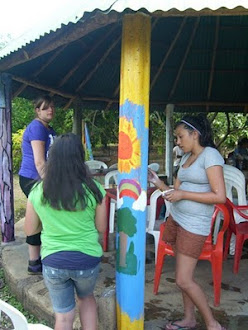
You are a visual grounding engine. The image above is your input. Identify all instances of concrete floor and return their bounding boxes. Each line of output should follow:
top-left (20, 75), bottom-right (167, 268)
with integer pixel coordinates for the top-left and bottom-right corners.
top-left (2, 220), bottom-right (248, 329)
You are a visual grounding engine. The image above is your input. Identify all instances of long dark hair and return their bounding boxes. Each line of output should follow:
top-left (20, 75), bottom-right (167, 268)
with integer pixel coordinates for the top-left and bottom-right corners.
top-left (42, 133), bottom-right (104, 210)
top-left (175, 114), bottom-right (215, 148)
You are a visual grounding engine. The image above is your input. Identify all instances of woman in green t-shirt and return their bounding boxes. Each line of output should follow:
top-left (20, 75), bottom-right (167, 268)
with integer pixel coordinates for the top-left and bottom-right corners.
top-left (25, 133), bottom-right (107, 330)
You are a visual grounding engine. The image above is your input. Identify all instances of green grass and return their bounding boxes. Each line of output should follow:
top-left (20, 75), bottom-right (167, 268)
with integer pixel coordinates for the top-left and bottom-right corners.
top-left (0, 269), bottom-right (50, 327)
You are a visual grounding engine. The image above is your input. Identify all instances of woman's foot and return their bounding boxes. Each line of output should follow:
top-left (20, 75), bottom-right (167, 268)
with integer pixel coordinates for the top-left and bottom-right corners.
top-left (165, 319), bottom-right (197, 330)
top-left (207, 321), bottom-right (226, 330)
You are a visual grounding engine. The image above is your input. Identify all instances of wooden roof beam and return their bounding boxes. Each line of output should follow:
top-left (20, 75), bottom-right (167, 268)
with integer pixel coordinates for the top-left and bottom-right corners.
top-left (206, 17), bottom-right (220, 112)
top-left (12, 75), bottom-right (74, 99)
top-left (168, 17), bottom-right (200, 100)
top-left (14, 45), bottom-right (67, 98)
top-left (64, 35), bottom-right (121, 108)
top-left (58, 25), bottom-right (117, 88)
top-left (151, 17), bottom-right (186, 90)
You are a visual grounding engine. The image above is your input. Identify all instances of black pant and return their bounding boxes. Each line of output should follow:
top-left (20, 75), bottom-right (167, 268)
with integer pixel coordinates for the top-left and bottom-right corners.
top-left (19, 175), bottom-right (41, 246)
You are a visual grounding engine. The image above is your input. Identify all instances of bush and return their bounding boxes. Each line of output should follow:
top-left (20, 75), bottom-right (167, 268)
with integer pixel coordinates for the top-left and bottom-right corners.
top-left (12, 128), bottom-right (25, 173)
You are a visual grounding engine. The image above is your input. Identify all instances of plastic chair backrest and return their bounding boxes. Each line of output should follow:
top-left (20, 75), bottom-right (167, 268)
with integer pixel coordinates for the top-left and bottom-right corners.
top-left (206, 203), bottom-right (230, 245)
top-left (104, 170), bottom-right (118, 188)
top-left (223, 164), bottom-right (247, 223)
top-left (147, 189), bottom-right (170, 232)
top-left (85, 160), bottom-right (108, 170)
top-left (223, 164), bottom-right (246, 205)
top-left (148, 163), bottom-right (160, 173)
top-left (225, 198), bottom-right (248, 229)
top-left (0, 299), bottom-right (53, 330)
top-left (109, 163), bottom-right (118, 170)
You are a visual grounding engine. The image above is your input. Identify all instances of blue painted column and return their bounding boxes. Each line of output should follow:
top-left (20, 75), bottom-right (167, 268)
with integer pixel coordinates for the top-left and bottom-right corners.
top-left (0, 73), bottom-right (15, 242)
top-left (116, 13), bottom-right (151, 329)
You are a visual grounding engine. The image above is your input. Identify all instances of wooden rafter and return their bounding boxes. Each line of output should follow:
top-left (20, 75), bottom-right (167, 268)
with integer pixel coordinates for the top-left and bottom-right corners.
top-left (151, 17), bottom-right (187, 90)
top-left (168, 17), bottom-right (200, 100)
top-left (14, 45), bottom-right (67, 98)
top-left (10, 75), bottom-right (248, 112)
top-left (64, 34), bottom-right (121, 108)
top-left (76, 36), bottom-right (121, 93)
top-left (206, 17), bottom-right (220, 112)
top-left (12, 75), bottom-right (74, 99)
top-left (104, 85), bottom-right (119, 111)
top-left (58, 25), bottom-right (117, 88)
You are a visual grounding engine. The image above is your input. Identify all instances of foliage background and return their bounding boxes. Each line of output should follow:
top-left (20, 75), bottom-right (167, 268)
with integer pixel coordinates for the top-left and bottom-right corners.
top-left (11, 97), bottom-right (248, 173)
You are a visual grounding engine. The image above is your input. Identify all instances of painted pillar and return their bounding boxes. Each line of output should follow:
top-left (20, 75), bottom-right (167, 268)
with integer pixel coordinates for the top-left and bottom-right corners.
top-left (165, 104), bottom-right (174, 185)
top-left (116, 13), bottom-right (151, 329)
top-left (0, 73), bottom-right (15, 242)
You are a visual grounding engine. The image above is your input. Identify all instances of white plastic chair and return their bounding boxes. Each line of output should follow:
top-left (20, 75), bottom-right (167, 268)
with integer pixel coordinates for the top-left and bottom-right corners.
top-left (221, 164), bottom-right (247, 254)
top-left (0, 299), bottom-right (53, 330)
top-left (109, 163), bottom-right (118, 170)
top-left (148, 163), bottom-right (160, 173)
top-left (146, 189), bottom-right (171, 263)
top-left (85, 160), bottom-right (108, 170)
top-left (104, 170), bottom-right (118, 233)
top-left (223, 164), bottom-right (247, 207)
top-left (148, 163), bottom-right (160, 187)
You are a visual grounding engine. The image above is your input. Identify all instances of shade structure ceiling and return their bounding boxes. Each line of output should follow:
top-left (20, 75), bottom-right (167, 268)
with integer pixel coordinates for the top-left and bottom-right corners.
top-left (0, 1), bottom-right (248, 113)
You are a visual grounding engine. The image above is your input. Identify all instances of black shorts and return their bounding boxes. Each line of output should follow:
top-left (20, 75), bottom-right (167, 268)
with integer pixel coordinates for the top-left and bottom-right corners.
top-left (19, 175), bottom-right (41, 246)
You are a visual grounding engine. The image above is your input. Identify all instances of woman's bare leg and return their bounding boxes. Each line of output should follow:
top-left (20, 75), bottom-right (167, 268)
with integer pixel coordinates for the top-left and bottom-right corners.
top-left (54, 308), bottom-right (75, 330)
top-left (77, 294), bottom-right (97, 330)
top-left (167, 252), bottom-right (223, 330)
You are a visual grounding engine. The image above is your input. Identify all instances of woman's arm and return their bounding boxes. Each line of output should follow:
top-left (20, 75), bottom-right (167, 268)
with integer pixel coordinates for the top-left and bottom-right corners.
top-left (95, 196), bottom-right (108, 233)
top-left (31, 140), bottom-right (46, 178)
top-left (148, 169), bottom-right (170, 191)
top-left (165, 165), bottom-right (226, 204)
top-left (24, 200), bottom-right (42, 236)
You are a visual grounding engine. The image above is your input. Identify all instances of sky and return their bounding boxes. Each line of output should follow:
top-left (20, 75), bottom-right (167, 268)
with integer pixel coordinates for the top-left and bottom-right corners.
top-left (0, 0), bottom-right (81, 38)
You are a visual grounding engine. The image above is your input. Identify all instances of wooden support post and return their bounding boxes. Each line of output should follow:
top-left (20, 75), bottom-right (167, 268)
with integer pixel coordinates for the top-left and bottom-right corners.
top-left (0, 73), bottom-right (15, 242)
top-left (165, 104), bottom-right (174, 185)
top-left (72, 102), bottom-right (82, 138)
top-left (116, 13), bottom-right (151, 329)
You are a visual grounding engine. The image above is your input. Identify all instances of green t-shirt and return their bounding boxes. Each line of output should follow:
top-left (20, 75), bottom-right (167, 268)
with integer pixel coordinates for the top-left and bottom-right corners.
top-left (28, 181), bottom-right (106, 260)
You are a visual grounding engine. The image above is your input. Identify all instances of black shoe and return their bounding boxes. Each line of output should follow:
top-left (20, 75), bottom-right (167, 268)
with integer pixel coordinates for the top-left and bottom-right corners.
top-left (28, 258), bottom-right (42, 275)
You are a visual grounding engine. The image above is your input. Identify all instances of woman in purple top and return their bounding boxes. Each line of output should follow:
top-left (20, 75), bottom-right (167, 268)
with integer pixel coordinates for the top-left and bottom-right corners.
top-left (19, 95), bottom-right (56, 274)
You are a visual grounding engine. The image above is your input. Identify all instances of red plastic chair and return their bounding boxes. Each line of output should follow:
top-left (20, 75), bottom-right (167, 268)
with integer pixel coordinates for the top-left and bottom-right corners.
top-left (224, 198), bottom-right (248, 274)
top-left (153, 203), bottom-right (230, 307)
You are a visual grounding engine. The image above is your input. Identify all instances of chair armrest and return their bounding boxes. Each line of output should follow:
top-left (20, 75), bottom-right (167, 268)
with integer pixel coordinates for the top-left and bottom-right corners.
top-left (232, 204), bottom-right (248, 220)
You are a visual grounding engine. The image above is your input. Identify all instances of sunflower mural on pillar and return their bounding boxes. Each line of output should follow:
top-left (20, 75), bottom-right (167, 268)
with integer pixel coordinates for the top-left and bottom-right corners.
top-left (118, 117), bottom-right (141, 173)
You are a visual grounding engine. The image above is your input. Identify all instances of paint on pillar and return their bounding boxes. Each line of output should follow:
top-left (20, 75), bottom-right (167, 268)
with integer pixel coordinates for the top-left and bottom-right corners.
top-left (116, 99), bottom-right (148, 327)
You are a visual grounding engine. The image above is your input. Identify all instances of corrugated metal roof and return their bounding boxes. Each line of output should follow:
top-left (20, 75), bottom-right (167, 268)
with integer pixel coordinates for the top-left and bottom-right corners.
top-left (0, 0), bottom-right (248, 59)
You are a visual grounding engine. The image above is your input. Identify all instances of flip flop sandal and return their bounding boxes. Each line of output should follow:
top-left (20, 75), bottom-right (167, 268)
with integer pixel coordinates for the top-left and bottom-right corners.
top-left (165, 321), bottom-right (196, 330)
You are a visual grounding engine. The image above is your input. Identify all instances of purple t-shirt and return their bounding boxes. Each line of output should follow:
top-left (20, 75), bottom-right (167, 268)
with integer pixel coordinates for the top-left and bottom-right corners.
top-left (19, 119), bottom-right (56, 179)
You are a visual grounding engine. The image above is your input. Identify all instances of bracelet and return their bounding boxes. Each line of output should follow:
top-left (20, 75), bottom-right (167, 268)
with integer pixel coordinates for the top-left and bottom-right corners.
top-left (161, 189), bottom-right (174, 197)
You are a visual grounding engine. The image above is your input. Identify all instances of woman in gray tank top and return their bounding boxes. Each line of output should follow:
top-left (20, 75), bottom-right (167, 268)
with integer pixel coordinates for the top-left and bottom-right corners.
top-left (148, 114), bottom-right (226, 330)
